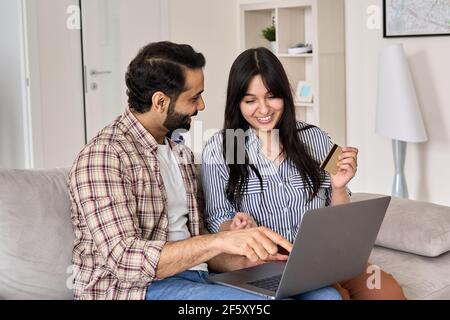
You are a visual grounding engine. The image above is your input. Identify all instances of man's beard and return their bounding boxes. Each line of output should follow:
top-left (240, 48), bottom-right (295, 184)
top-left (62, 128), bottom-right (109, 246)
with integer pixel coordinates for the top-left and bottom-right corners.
top-left (163, 101), bottom-right (197, 135)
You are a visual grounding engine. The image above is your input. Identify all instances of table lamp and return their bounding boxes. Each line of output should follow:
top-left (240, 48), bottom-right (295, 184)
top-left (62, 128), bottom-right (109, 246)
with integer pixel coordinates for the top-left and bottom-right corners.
top-left (375, 43), bottom-right (428, 199)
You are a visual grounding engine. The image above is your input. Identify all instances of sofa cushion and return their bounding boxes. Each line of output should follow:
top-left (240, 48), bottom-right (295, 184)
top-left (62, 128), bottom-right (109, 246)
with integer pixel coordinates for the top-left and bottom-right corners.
top-left (353, 193), bottom-right (450, 257)
top-left (0, 168), bottom-right (73, 300)
top-left (370, 246), bottom-right (450, 300)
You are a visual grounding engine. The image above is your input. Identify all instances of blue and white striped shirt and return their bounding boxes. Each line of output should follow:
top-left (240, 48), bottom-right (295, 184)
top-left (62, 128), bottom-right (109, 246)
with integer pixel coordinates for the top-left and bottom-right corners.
top-left (201, 122), bottom-right (350, 243)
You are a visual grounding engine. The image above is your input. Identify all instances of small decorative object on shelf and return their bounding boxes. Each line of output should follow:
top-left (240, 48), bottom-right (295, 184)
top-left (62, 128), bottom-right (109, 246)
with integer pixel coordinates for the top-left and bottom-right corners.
top-left (295, 81), bottom-right (313, 103)
top-left (261, 25), bottom-right (276, 53)
top-left (288, 43), bottom-right (313, 55)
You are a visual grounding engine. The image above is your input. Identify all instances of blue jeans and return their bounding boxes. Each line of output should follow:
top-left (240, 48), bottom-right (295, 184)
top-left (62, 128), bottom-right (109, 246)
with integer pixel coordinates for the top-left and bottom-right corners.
top-left (146, 270), bottom-right (341, 300)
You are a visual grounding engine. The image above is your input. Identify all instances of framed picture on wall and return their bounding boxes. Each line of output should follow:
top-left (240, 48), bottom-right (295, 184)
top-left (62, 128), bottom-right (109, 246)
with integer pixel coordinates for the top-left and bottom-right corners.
top-left (383, 0), bottom-right (450, 38)
top-left (295, 81), bottom-right (313, 103)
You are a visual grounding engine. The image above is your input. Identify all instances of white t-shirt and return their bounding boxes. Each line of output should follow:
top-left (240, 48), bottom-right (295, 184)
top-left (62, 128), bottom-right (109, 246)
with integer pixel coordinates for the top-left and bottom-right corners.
top-left (157, 140), bottom-right (208, 272)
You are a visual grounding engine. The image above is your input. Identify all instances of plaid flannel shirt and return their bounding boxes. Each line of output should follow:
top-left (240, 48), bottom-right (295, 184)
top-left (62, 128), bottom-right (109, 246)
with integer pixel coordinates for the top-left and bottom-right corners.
top-left (69, 108), bottom-right (201, 300)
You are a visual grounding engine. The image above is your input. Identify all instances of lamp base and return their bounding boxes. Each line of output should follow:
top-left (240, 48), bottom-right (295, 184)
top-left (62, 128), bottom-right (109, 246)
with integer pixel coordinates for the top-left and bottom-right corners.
top-left (392, 140), bottom-right (409, 199)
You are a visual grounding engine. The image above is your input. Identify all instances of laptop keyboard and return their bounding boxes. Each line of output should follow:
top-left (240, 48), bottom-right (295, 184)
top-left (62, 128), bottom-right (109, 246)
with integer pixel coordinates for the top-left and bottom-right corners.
top-left (248, 274), bottom-right (282, 292)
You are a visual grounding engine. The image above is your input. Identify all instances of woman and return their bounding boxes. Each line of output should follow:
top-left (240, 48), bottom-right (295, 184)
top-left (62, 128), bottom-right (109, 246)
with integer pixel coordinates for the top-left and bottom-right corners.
top-left (201, 47), bottom-right (406, 300)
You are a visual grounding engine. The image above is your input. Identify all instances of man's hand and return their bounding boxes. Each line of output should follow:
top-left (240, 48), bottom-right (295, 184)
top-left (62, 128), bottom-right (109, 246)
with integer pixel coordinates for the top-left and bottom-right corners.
top-left (210, 217), bottom-right (289, 273)
top-left (213, 227), bottom-right (292, 263)
top-left (220, 212), bottom-right (258, 231)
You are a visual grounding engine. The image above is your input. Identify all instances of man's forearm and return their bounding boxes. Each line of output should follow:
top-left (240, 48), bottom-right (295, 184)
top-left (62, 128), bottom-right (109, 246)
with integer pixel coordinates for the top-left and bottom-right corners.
top-left (331, 187), bottom-right (350, 206)
top-left (156, 227), bottom-right (293, 279)
top-left (156, 234), bottom-right (221, 279)
top-left (207, 253), bottom-right (261, 273)
top-left (156, 234), bottom-right (257, 277)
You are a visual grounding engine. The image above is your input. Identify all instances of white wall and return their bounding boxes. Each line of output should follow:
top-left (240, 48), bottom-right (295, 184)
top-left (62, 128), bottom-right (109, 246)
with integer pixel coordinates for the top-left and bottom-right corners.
top-left (345, 0), bottom-right (450, 206)
top-left (27, 0), bottom-right (85, 169)
top-left (0, 0), bottom-right (29, 169)
top-left (168, 0), bottom-right (240, 142)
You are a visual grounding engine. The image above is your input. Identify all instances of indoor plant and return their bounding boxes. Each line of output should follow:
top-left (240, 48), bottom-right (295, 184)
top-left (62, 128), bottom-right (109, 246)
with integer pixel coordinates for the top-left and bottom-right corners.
top-left (261, 25), bottom-right (276, 53)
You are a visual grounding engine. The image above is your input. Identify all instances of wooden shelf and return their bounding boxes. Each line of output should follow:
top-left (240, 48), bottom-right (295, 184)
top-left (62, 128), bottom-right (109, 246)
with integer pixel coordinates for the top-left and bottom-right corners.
top-left (278, 53), bottom-right (313, 58)
top-left (295, 102), bottom-right (314, 108)
top-left (239, 0), bottom-right (347, 146)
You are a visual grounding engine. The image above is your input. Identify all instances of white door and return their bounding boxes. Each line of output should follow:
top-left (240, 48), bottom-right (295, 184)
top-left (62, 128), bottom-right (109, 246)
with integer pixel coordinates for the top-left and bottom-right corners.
top-left (81, 0), bottom-right (168, 141)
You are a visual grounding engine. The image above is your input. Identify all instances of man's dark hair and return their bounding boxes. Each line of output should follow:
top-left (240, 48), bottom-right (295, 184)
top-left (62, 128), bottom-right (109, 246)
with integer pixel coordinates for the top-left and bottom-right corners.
top-left (125, 41), bottom-right (205, 113)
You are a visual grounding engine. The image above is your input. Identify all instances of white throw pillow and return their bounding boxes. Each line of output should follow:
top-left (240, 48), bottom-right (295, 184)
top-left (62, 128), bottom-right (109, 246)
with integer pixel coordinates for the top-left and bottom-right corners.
top-left (352, 193), bottom-right (450, 257)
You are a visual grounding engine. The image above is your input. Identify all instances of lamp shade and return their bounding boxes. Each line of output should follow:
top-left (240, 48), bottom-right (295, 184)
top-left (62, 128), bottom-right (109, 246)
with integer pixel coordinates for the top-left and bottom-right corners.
top-left (376, 43), bottom-right (428, 143)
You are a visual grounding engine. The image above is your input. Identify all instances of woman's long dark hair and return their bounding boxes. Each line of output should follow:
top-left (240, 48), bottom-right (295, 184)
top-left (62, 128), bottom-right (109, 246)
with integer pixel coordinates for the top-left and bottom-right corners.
top-left (223, 47), bottom-right (324, 210)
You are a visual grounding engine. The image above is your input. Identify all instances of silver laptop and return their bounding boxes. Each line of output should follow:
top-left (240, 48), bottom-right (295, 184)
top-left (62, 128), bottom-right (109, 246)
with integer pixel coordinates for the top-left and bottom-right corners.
top-left (210, 196), bottom-right (391, 299)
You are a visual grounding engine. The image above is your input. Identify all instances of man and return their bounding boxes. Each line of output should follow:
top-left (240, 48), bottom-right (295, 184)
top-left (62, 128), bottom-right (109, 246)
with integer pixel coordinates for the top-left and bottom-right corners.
top-left (69, 41), bottom-right (296, 300)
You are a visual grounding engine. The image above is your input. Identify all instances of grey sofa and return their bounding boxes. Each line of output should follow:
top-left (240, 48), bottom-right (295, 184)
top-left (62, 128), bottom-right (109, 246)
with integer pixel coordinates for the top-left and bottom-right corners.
top-left (0, 168), bottom-right (449, 300)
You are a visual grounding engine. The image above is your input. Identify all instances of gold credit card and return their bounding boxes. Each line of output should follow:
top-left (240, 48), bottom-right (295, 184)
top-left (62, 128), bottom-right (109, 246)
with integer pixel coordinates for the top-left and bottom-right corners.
top-left (320, 144), bottom-right (342, 175)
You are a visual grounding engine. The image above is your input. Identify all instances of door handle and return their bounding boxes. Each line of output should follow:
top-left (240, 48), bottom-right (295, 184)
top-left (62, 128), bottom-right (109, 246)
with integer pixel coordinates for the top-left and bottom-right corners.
top-left (90, 69), bottom-right (112, 76)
